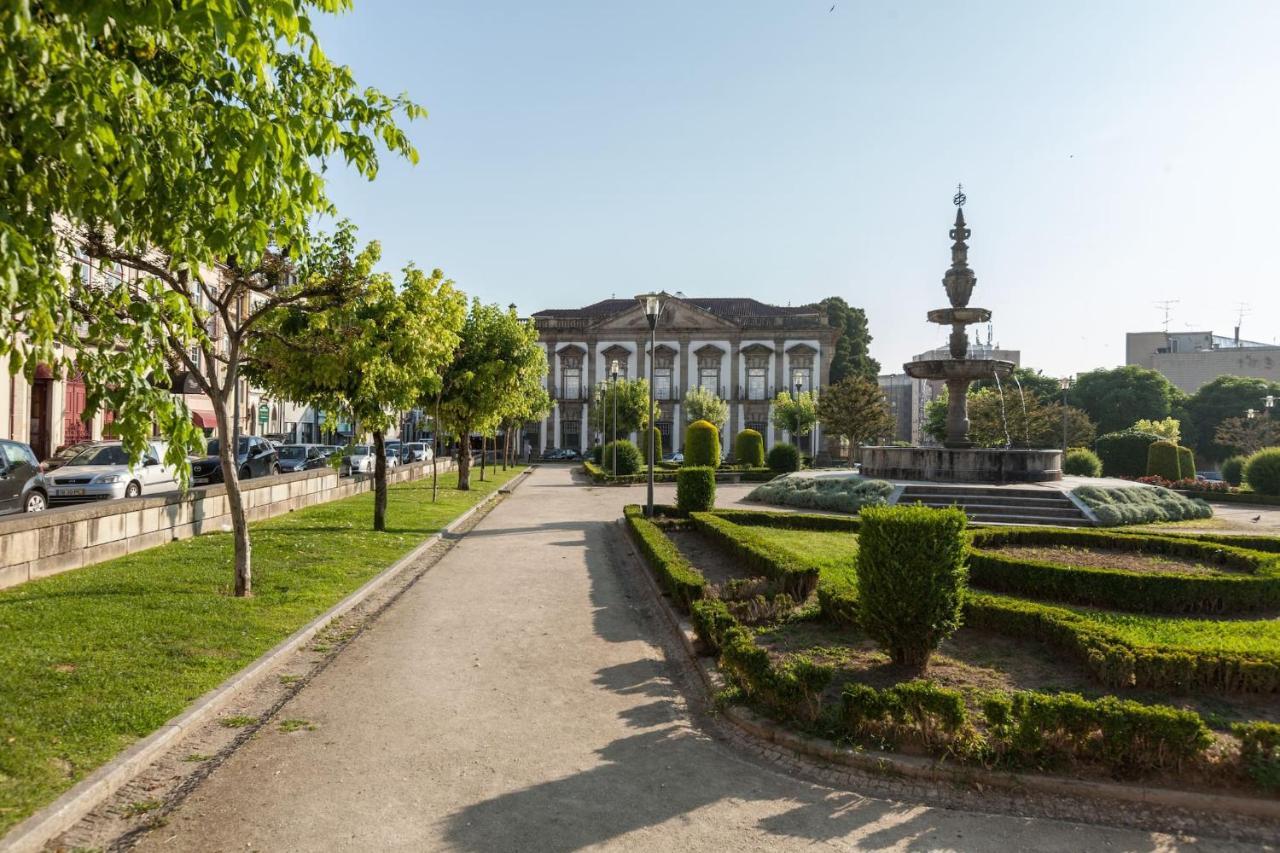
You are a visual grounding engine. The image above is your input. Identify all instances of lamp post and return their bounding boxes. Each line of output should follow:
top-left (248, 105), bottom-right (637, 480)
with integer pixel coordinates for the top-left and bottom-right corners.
top-left (1247, 408), bottom-right (1257, 420)
top-left (1058, 376), bottom-right (1073, 450)
top-left (1265, 395), bottom-right (1276, 414)
top-left (636, 292), bottom-right (667, 516)
top-left (610, 358), bottom-right (620, 477)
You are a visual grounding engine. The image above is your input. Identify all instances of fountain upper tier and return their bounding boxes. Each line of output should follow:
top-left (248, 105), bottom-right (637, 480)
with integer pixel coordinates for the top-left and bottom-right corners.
top-left (904, 357), bottom-right (1014, 382)
top-left (927, 307), bottom-right (990, 326)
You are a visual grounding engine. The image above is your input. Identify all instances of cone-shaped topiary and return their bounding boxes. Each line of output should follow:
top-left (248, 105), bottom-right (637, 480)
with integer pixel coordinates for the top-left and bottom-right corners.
top-left (639, 426), bottom-right (662, 464)
top-left (1147, 440), bottom-right (1182, 481)
top-left (676, 466), bottom-right (716, 513)
top-left (1244, 447), bottom-right (1280, 496)
top-left (1177, 445), bottom-right (1195, 481)
top-left (733, 429), bottom-right (765, 468)
top-left (1221, 455), bottom-right (1246, 487)
top-left (685, 419), bottom-right (721, 467)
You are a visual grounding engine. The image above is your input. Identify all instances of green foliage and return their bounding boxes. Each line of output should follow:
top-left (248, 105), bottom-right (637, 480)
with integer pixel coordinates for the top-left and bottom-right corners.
top-left (682, 385), bottom-right (729, 429)
top-left (691, 513), bottom-right (821, 599)
top-left (1063, 448), bottom-right (1102, 477)
top-left (684, 419), bottom-right (721, 467)
top-left (1177, 445), bottom-right (1196, 479)
top-left (1214, 415), bottom-right (1280, 458)
top-left (639, 426), bottom-right (662, 464)
top-left (622, 505), bottom-right (707, 608)
top-left (1221, 455), bottom-right (1246, 486)
top-left (1245, 448), bottom-right (1280, 496)
top-left (601, 440), bottom-right (642, 476)
top-left (856, 505), bottom-right (968, 668)
top-left (820, 297), bottom-right (880, 382)
top-left (733, 429), bottom-right (766, 468)
top-left (589, 378), bottom-right (657, 440)
top-left (1146, 440), bottom-right (1182, 480)
top-left (1182, 375), bottom-right (1280, 460)
top-left (1133, 417), bottom-right (1181, 442)
top-left (973, 367), bottom-right (1064, 404)
top-left (767, 442), bottom-right (801, 473)
top-left (1070, 367), bottom-right (1184, 435)
top-left (816, 376), bottom-right (895, 461)
top-left (967, 527), bottom-right (1280, 614)
top-left (923, 388), bottom-right (1095, 448)
top-left (1072, 484), bottom-right (1212, 526)
top-left (770, 391), bottom-right (818, 439)
top-left (690, 598), bottom-right (739, 655)
top-left (747, 474), bottom-right (893, 513)
top-left (719, 626), bottom-right (833, 722)
top-left (1233, 722), bottom-right (1280, 790)
top-left (841, 680), bottom-right (973, 751)
top-left (1094, 428), bottom-right (1161, 478)
top-left (676, 467), bottom-right (716, 513)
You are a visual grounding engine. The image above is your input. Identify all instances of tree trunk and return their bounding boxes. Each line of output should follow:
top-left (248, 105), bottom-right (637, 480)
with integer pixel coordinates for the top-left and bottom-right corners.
top-left (457, 434), bottom-right (472, 490)
top-left (502, 425), bottom-right (509, 471)
top-left (432, 394), bottom-right (441, 502)
top-left (214, 400), bottom-right (252, 597)
top-left (479, 434), bottom-right (486, 481)
top-left (372, 428), bottom-right (387, 532)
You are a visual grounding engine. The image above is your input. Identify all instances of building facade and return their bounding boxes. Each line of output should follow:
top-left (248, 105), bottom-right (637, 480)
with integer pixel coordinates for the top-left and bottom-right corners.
top-left (531, 297), bottom-right (839, 456)
top-left (1126, 330), bottom-right (1280, 394)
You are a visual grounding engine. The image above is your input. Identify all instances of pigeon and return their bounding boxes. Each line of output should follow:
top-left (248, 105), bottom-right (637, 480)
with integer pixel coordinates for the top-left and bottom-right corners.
top-left (1252, 515), bottom-right (1262, 523)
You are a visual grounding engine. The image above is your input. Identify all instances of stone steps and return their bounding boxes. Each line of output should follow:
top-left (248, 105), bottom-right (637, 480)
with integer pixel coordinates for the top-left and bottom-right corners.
top-left (895, 484), bottom-right (1092, 528)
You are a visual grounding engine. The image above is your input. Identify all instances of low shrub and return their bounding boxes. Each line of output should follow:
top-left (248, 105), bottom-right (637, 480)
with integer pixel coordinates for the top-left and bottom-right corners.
top-left (1244, 447), bottom-right (1280, 496)
top-left (733, 429), bottom-right (765, 468)
top-left (719, 625), bottom-right (833, 722)
top-left (638, 426), bottom-right (662, 464)
top-left (1146, 440), bottom-right (1182, 481)
top-left (841, 680), bottom-right (973, 751)
top-left (1071, 484), bottom-right (1211, 526)
top-left (601, 439), bottom-right (642, 476)
top-left (1221, 455), bottom-right (1246, 487)
top-left (1095, 429), bottom-right (1161, 478)
top-left (690, 598), bottom-right (738, 655)
top-left (746, 474), bottom-right (893, 514)
top-left (589, 445), bottom-right (604, 465)
top-left (767, 442), bottom-right (800, 473)
top-left (622, 505), bottom-right (707, 608)
top-left (708, 509), bottom-right (862, 533)
top-left (856, 504), bottom-right (968, 669)
top-left (691, 513), bottom-right (821, 599)
top-left (685, 419), bottom-right (721, 468)
top-left (676, 466), bottom-right (716, 513)
top-left (1177, 445), bottom-right (1196, 480)
top-left (1233, 721), bottom-right (1280, 791)
top-left (1063, 447), bottom-right (1102, 477)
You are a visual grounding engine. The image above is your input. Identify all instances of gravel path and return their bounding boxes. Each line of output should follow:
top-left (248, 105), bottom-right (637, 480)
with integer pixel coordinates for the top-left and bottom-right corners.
top-left (130, 466), bottom-right (1254, 851)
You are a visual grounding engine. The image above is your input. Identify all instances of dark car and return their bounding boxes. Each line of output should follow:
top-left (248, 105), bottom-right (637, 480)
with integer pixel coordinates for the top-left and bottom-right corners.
top-left (41, 440), bottom-right (98, 473)
top-left (0, 440), bottom-right (46, 514)
top-left (275, 444), bottom-right (330, 473)
top-left (189, 436), bottom-right (279, 485)
top-left (541, 447), bottom-right (581, 461)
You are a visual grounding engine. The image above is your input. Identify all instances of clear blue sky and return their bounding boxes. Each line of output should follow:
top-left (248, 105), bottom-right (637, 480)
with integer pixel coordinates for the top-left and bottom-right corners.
top-left (312, 0), bottom-right (1280, 378)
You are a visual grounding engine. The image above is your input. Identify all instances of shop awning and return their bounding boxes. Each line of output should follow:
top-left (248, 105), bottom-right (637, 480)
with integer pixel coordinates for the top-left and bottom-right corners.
top-left (181, 394), bottom-right (218, 430)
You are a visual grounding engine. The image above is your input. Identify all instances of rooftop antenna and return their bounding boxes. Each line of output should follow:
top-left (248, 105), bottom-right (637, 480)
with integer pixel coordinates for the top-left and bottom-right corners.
top-left (1154, 299), bottom-right (1179, 332)
top-left (1234, 302), bottom-right (1250, 347)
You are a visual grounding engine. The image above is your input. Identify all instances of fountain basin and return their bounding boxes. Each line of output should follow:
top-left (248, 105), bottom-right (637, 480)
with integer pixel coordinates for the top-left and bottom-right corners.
top-left (861, 446), bottom-right (1063, 483)
top-left (927, 307), bottom-right (991, 325)
top-left (904, 358), bottom-right (1015, 382)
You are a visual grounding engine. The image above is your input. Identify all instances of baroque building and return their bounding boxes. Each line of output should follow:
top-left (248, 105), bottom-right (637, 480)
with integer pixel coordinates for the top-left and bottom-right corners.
top-left (531, 296), bottom-right (839, 456)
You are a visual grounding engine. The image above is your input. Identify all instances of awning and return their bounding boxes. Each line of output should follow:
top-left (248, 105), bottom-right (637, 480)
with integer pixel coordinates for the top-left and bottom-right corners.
top-left (181, 393), bottom-right (218, 429)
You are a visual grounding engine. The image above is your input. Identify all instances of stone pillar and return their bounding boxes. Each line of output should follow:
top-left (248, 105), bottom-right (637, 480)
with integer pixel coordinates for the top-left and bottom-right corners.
top-left (581, 403), bottom-right (589, 452)
top-left (773, 338), bottom-right (785, 397)
top-left (552, 405), bottom-right (560, 450)
top-left (677, 336), bottom-right (689, 404)
top-left (945, 378), bottom-right (973, 448)
top-left (728, 339), bottom-right (740, 440)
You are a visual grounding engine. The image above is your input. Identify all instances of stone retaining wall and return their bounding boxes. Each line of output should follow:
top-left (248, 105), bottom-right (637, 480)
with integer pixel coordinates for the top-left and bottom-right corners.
top-left (0, 459), bottom-right (462, 590)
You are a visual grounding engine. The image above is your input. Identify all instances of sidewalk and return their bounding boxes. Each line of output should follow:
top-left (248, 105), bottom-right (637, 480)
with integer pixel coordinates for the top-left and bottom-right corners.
top-left (131, 466), bottom-right (1244, 851)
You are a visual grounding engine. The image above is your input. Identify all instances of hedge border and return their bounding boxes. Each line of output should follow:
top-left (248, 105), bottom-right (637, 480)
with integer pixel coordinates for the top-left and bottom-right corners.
top-left (689, 512), bottom-right (821, 599)
top-left (1175, 489), bottom-right (1280, 508)
top-left (584, 462), bottom-right (774, 486)
top-left (622, 505), bottom-right (707, 608)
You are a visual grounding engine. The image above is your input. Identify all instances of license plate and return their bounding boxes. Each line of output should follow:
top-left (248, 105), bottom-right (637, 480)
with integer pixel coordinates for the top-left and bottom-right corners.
top-left (193, 477), bottom-right (209, 485)
top-left (57, 488), bottom-right (85, 497)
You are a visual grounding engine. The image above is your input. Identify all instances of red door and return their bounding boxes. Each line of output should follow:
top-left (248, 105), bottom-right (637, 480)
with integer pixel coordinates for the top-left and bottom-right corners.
top-left (63, 375), bottom-right (90, 447)
top-left (29, 379), bottom-right (51, 460)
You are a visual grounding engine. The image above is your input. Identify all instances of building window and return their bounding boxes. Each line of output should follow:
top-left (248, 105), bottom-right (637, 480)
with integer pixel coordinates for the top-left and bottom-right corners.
top-left (747, 368), bottom-right (767, 401)
top-left (655, 420), bottom-right (674, 452)
top-left (745, 419), bottom-right (768, 438)
top-left (561, 418), bottom-right (580, 450)
top-left (654, 368), bottom-right (672, 401)
top-left (562, 368), bottom-right (581, 400)
top-left (790, 368), bottom-right (811, 396)
top-left (699, 368), bottom-right (719, 395)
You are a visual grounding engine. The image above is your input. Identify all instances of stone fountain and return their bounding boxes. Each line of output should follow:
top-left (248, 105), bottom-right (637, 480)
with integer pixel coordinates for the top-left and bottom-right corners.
top-left (861, 189), bottom-right (1063, 483)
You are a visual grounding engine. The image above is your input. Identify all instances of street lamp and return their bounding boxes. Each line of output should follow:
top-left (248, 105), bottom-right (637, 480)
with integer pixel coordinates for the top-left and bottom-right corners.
top-left (1265, 395), bottom-right (1276, 413)
top-left (1058, 376), bottom-right (1073, 451)
top-left (636, 292), bottom-right (668, 516)
top-left (1247, 408), bottom-right (1257, 420)
top-left (610, 358), bottom-right (620, 477)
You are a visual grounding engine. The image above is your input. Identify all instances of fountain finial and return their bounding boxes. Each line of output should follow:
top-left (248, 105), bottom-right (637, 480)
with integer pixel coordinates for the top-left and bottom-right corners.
top-left (953, 183), bottom-right (966, 207)
top-left (943, 188), bottom-right (975, 309)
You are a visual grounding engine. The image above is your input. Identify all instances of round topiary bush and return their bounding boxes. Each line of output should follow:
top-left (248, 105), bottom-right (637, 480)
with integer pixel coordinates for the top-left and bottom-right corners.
top-left (638, 426), bottom-right (662, 464)
top-left (856, 504), bottom-right (968, 669)
top-left (600, 439), bottom-right (642, 476)
top-left (1095, 429), bottom-right (1161, 478)
top-left (1221, 455), bottom-right (1246, 487)
top-left (1244, 447), bottom-right (1280, 496)
top-left (733, 429), bottom-right (765, 468)
top-left (767, 442), bottom-right (800, 474)
top-left (1147, 440), bottom-right (1182, 481)
top-left (676, 466), bottom-right (716, 513)
top-left (1063, 447), bottom-right (1102, 477)
top-left (684, 419), bottom-right (721, 467)
top-left (589, 445), bottom-right (604, 465)
top-left (1177, 445), bottom-right (1196, 481)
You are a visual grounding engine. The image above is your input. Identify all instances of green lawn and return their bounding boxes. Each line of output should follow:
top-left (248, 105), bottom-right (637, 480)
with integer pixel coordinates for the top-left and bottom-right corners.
top-left (736, 526), bottom-right (860, 597)
top-left (0, 467), bottom-right (522, 835)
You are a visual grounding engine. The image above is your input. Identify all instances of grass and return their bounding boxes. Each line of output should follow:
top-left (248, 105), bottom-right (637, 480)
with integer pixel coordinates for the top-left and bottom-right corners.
top-left (0, 466), bottom-right (522, 836)
top-left (731, 526), bottom-right (859, 579)
top-left (217, 715), bottom-right (258, 729)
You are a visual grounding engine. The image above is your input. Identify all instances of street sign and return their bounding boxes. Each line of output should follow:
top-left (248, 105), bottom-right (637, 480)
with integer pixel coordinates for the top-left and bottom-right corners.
top-left (258, 403), bottom-right (269, 425)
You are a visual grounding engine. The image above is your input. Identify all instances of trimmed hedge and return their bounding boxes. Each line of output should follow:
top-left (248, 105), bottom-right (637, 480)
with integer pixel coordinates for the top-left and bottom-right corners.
top-left (841, 680), bottom-right (973, 752)
top-left (676, 466), bottom-right (716, 513)
top-left (1071, 484), bottom-right (1211, 526)
top-left (1245, 447), bottom-right (1280, 496)
top-left (1146, 440), bottom-right (1181, 481)
top-left (733, 429), bottom-right (765, 468)
top-left (1063, 447), bottom-right (1102, 477)
top-left (685, 419), bottom-right (721, 467)
top-left (707, 508), bottom-right (862, 533)
top-left (622, 505), bottom-right (707, 608)
top-left (1095, 428), bottom-right (1162, 478)
top-left (639, 426), bottom-right (662, 464)
top-left (857, 505), bottom-right (968, 668)
top-left (965, 593), bottom-right (1280, 694)
top-left (719, 625), bottom-right (832, 722)
top-left (601, 439), bottom-right (642, 476)
top-left (690, 597), bottom-right (738, 655)
top-left (690, 512), bottom-right (820, 599)
top-left (1233, 721), bottom-right (1280, 790)
top-left (1221, 455), bottom-right (1246, 487)
top-left (967, 527), bottom-right (1280, 614)
top-left (767, 442), bottom-right (800, 473)
top-left (1177, 445), bottom-right (1196, 480)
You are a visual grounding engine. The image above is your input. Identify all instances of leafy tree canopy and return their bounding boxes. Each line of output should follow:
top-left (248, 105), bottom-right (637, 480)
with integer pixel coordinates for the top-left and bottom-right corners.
top-left (771, 391), bottom-right (818, 438)
top-left (816, 377), bottom-right (894, 462)
top-left (1068, 366), bottom-right (1184, 436)
top-left (589, 378), bottom-right (655, 440)
top-left (924, 388), bottom-right (1095, 449)
top-left (1132, 417), bottom-right (1181, 442)
top-left (1181, 375), bottom-right (1280, 460)
top-left (819, 296), bottom-right (879, 382)
top-left (682, 385), bottom-right (729, 429)
top-left (972, 367), bottom-right (1063, 404)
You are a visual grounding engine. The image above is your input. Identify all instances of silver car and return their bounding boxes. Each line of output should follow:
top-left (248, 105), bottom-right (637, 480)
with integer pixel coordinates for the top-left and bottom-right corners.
top-left (44, 440), bottom-right (177, 504)
top-left (339, 444), bottom-right (376, 476)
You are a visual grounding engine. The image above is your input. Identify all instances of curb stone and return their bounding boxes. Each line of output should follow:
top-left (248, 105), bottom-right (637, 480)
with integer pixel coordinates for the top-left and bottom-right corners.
top-left (617, 517), bottom-right (1280, 843)
top-left (1, 468), bottom-right (532, 853)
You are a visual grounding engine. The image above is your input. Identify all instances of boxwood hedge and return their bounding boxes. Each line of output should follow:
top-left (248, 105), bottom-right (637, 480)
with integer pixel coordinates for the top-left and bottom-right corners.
top-left (623, 505), bottom-right (707, 608)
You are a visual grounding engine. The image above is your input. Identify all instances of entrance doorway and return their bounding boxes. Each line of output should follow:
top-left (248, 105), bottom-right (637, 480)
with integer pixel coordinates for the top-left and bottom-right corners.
top-left (29, 378), bottom-right (51, 460)
top-left (63, 374), bottom-right (90, 447)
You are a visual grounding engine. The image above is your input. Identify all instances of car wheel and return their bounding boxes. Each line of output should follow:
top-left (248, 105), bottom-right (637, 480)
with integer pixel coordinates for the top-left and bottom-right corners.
top-left (125, 481), bottom-right (142, 499)
top-left (272, 464), bottom-right (280, 476)
top-left (24, 490), bottom-right (46, 513)
top-left (239, 466), bottom-right (251, 480)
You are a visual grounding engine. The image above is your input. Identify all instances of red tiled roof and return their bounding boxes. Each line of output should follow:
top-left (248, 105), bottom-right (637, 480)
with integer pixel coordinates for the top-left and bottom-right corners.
top-left (532, 297), bottom-right (819, 320)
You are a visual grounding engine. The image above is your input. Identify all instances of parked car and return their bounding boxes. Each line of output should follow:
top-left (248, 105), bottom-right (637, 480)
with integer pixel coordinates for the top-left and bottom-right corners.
top-left (340, 444), bottom-right (376, 476)
top-left (0, 440), bottom-right (46, 514)
top-left (383, 445), bottom-right (400, 469)
top-left (542, 448), bottom-right (581, 461)
top-left (190, 435), bottom-right (279, 485)
top-left (400, 442), bottom-right (433, 463)
top-left (662, 451), bottom-right (684, 464)
top-left (44, 440), bottom-right (177, 504)
top-left (275, 444), bottom-right (330, 473)
top-left (41, 440), bottom-right (98, 473)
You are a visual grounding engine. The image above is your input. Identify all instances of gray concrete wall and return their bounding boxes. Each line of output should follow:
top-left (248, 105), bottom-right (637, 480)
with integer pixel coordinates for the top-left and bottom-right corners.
top-left (0, 459), bottom-right (460, 590)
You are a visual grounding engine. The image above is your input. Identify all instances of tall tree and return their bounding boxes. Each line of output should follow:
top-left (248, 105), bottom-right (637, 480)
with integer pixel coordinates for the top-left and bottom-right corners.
top-left (248, 226), bottom-right (465, 530)
top-left (924, 389), bottom-right (1095, 449)
top-left (1214, 416), bottom-right (1280, 457)
top-left (1069, 366), bottom-right (1184, 436)
top-left (972, 367), bottom-right (1062, 404)
top-left (0, 2), bottom-right (422, 596)
top-left (770, 391), bottom-right (818, 441)
top-left (816, 377), bottom-right (894, 464)
top-left (588, 378), bottom-right (656, 440)
top-left (681, 385), bottom-right (729, 429)
top-left (1182, 375), bottom-right (1280, 461)
top-left (820, 297), bottom-right (880, 382)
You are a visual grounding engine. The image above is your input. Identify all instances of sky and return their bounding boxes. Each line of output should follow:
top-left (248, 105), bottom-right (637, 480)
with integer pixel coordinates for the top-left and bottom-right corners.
top-left (311, 0), bottom-right (1280, 378)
